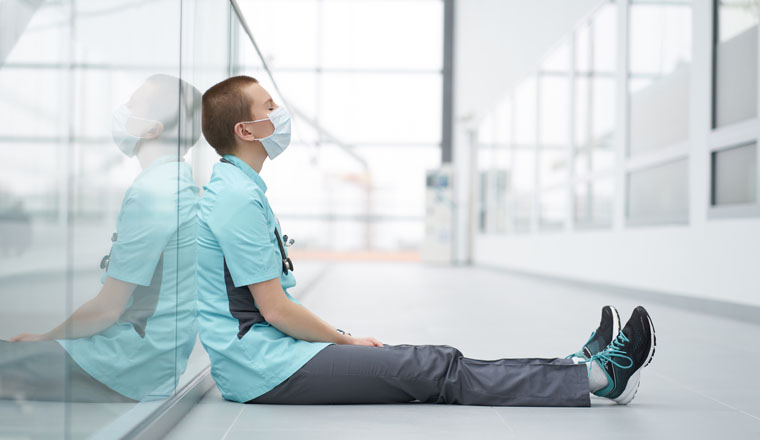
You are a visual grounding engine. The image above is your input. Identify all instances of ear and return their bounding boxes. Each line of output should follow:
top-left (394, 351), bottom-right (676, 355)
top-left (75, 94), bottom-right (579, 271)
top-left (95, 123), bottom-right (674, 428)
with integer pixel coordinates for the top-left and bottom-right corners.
top-left (233, 121), bottom-right (256, 142)
top-left (142, 121), bottom-right (164, 140)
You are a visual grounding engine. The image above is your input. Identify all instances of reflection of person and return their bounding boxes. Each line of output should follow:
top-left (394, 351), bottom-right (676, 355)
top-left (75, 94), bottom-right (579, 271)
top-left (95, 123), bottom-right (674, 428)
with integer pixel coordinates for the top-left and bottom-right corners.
top-left (196, 75), bottom-right (656, 407)
top-left (0, 74), bottom-right (202, 402)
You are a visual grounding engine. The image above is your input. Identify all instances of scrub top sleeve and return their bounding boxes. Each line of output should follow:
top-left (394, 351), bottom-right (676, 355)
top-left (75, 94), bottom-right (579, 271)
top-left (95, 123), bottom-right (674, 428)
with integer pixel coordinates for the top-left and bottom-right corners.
top-left (209, 190), bottom-right (281, 288)
top-left (107, 190), bottom-right (175, 286)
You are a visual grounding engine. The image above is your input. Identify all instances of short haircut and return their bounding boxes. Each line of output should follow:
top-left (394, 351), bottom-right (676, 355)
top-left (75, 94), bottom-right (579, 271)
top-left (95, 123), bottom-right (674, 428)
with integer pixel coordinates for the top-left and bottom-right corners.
top-left (201, 75), bottom-right (259, 156)
top-left (135, 74), bottom-right (202, 149)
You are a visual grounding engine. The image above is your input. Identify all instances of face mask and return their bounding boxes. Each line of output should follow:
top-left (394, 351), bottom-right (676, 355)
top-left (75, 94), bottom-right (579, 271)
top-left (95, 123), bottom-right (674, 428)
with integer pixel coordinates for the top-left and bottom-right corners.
top-left (111, 104), bottom-right (161, 157)
top-left (242, 106), bottom-right (292, 160)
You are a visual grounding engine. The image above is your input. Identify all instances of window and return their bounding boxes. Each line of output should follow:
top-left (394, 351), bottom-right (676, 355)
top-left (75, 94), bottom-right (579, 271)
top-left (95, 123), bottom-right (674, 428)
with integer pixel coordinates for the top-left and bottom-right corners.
top-left (628, 0), bottom-right (692, 156)
top-left (628, 159), bottom-right (689, 224)
top-left (574, 3), bottom-right (616, 177)
top-left (714, 0), bottom-right (758, 127)
top-left (712, 142), bottom-right (757, 205)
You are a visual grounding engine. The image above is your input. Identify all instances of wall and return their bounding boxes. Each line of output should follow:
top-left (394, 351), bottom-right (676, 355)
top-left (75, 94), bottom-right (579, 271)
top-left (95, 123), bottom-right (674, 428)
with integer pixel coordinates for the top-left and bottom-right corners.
top-left (456, 0), bottom-right (760, 307)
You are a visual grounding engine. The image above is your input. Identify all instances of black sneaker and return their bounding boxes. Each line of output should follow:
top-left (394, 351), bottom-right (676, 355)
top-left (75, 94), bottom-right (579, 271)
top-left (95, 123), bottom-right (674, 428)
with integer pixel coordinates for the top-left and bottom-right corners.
top-left (567, 305), bottom-right (621, 360)
top-left (590, 306), bottom-right (657, 405)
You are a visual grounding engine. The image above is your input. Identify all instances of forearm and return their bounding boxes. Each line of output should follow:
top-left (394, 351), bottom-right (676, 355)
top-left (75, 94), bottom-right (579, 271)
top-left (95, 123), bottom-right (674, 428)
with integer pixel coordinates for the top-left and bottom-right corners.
top-left (267, 301), bottom-right (352, 345)
top-left (43, 296), bottom-right (120, 340)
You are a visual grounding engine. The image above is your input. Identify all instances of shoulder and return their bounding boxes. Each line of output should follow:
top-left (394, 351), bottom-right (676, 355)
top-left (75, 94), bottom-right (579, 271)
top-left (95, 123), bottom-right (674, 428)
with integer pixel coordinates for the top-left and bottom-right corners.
top-left (203, 170), bottom-right (267, 221)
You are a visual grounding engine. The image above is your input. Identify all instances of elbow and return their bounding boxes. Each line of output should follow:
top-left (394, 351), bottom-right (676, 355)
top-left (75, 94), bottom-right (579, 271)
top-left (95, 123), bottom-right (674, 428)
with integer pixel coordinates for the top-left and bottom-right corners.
top-left (260, 304), bottom-right (286, 328)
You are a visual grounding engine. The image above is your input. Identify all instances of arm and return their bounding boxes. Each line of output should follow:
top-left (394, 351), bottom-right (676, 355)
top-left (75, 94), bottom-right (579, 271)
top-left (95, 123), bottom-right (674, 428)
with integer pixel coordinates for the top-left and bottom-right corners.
top-left (10, 276), bottom-right (136, 342)
top-left (248, 278), bottom-right (383, 347)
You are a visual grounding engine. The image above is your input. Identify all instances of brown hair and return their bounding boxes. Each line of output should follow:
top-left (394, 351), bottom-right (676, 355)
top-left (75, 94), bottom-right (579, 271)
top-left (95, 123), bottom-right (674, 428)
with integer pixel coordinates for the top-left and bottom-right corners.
top-left (201, 75), bottom-right (258, 156)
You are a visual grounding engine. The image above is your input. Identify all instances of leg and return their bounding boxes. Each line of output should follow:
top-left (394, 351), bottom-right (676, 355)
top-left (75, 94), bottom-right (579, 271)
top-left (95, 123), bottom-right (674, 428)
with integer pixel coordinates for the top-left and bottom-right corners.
top-left (0, 340), bottom-right (136, 402)
top-left (248, 344), bottom-right (590, 407)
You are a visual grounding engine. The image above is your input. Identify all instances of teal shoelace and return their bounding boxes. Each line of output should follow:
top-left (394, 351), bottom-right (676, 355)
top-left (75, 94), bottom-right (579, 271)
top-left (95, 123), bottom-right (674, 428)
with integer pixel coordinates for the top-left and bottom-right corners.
top-left (589, 331), bottom-right (634, 370)
top-left (565, 331), bottom-right (597, 360)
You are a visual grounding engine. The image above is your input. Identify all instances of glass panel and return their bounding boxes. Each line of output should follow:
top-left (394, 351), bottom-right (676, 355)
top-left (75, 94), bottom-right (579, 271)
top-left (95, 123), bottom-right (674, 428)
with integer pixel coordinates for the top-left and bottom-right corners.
top-left (0, 2), bottom-right (70, 438)
top-left (628, 1), bottom-right (692, 156)
top-left (515, 194), bottom-right (533, 232)
top-left (539, 189), bottom-right (566, 230)
top-left (321, 0), bottom-right (443, 70)
top-left (714, 0), bottom-right (758, 127)
top-left (514, 78), bottom-right (537, 195)
top-left (627, 159), bottom-right (689, 224)
top-left (575, 2), bottom-right (617, 176)
top-left (539, 38), bottom-right (570, 188)
top-left (320, 73), bottom-right (442, 145)
top-left (574, 178), bottom-right (614, 227)
top-left (539, 73), bottom-right (570, 187)
top-left (236, 0), bottom-right (320, 69)
top-left (712, 143), bottom-right (757, 205)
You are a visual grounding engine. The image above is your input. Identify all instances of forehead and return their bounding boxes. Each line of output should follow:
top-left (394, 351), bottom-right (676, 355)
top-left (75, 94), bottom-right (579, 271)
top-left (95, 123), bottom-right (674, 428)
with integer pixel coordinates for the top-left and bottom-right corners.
top-left (247, 82), bottom-right (272, 105)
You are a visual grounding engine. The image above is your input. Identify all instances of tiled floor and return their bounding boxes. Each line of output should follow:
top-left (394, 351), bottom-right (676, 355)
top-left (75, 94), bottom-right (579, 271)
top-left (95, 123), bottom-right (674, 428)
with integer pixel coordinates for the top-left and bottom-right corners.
top-left (165, 261), bottom-right (760, 440)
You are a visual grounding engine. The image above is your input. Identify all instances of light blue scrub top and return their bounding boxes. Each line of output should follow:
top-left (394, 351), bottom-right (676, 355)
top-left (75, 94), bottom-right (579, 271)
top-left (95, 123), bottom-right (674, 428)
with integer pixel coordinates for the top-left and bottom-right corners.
top-left (196, 154), bottom-right (331, 403)
top-left (57, 156), bottom-right (199, 401)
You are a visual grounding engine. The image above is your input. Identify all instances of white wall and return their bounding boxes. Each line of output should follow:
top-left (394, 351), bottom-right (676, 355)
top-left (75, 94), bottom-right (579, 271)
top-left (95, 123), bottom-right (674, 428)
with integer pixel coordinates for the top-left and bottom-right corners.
top-left (454, 0), bottom-right (760, 307)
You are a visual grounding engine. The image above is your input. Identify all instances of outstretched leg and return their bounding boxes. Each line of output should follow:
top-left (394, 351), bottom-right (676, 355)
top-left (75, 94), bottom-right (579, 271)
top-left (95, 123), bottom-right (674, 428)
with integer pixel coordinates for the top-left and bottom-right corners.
top-left (248, 343), bottom-right (590, 407)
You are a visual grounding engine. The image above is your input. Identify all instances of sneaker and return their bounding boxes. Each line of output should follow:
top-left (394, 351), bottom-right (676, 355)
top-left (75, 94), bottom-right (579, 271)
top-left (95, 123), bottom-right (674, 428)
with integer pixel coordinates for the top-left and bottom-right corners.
top-left (590, 306), bottom-right (657, 405)
top-left (567, 305), bottom-right (621, 360)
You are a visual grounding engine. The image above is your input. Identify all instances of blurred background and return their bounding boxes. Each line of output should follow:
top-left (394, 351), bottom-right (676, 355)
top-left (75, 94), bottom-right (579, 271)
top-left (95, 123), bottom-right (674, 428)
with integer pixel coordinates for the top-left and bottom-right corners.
top-left (0, 0), bottom-right (758, 438)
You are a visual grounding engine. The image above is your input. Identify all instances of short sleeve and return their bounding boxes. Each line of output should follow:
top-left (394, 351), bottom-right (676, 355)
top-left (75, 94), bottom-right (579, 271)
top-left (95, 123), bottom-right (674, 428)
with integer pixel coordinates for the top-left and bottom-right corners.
top-left (208, 188), bottom-right (281, 287)
top-left (107, 189), bottom-right (175, 286)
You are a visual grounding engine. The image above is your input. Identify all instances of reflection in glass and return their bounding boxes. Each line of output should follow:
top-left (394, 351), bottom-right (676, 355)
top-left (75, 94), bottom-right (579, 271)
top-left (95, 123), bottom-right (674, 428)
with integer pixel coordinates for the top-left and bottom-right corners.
top-left (628, 0), bottom-right (692, 156)
top-left (712, 143), bottom-right (757, 205)
top-left (1, 75), bottom-right (201, 403)
top-left (714, 0), bottom-right (758, 127)
top-left (627, 159), bottom-right (689, 224)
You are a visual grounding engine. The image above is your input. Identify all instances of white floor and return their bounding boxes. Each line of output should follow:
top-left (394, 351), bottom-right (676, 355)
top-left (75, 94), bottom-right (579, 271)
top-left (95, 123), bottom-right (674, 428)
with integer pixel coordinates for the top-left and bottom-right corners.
top-left (165, 261), bottom-right (760, 440)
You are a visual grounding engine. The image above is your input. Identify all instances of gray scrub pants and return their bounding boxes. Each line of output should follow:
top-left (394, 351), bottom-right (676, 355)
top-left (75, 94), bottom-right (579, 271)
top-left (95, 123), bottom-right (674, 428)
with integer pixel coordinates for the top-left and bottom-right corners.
top-left (248, 344), bottom-right (590, 407)
top-left (0, 340), bottom-right (135, 402)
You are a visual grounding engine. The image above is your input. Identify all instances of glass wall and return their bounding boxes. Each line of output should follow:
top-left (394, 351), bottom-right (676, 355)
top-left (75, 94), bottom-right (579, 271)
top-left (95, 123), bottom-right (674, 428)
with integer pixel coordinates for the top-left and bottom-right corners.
top-left (0, 1), bottom-right (291, 438)
top-left (574, 2), bottom-right (616, 227)
top-left (477, 0), bottom-right (760, 232)
top-left (710, 0), bottom-right (759, 212)
top-left (476, 1), bottom-right (618, 234)
top-left (714, 0), bottom-right (758, 127)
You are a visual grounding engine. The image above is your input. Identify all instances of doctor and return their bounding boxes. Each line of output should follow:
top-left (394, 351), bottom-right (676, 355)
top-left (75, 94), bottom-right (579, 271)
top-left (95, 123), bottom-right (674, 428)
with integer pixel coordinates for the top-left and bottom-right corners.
top-left (196, 75), bottom-right (656, 407)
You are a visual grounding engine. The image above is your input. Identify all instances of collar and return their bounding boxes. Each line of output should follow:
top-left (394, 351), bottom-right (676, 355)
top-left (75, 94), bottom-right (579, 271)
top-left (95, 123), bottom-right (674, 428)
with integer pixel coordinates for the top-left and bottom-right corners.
top-left (221, 154), bottom-right (268, 193)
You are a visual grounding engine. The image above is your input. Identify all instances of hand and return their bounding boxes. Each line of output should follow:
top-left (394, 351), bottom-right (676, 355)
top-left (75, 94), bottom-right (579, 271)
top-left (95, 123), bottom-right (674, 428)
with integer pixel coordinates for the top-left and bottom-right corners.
top-left (9, 333), bottom-right (48, 342)
top-left (348, 336), bottom-right (384, 347)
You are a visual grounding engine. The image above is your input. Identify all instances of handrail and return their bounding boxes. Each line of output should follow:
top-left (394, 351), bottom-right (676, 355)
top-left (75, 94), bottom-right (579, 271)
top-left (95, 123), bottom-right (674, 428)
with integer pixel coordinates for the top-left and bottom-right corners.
top-left (228, 0), bottom-right (368, 172)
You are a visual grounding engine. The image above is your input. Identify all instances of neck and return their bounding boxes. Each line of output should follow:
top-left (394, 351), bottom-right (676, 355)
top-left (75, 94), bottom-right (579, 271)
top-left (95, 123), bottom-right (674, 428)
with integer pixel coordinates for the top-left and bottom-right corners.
top-left (233, 142), bottom-right (267, 174)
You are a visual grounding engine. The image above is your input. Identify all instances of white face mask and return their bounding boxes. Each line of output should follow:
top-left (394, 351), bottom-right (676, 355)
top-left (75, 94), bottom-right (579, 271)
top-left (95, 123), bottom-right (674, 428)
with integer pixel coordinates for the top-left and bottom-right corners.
top-left (111, 104), bottom-right (161, 157)
top-left (241, 106), bottom-right (292, 160)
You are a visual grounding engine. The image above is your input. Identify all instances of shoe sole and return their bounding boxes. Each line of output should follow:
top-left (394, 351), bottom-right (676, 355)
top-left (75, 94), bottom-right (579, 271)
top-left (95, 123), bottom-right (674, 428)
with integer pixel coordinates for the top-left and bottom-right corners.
top-left (612, 310), bottom-right (656, 405)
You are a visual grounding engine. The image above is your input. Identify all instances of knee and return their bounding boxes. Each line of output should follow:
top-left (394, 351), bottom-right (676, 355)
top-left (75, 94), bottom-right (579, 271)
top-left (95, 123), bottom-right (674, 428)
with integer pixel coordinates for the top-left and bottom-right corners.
top-left (428, 345), bottom-right (463, 367)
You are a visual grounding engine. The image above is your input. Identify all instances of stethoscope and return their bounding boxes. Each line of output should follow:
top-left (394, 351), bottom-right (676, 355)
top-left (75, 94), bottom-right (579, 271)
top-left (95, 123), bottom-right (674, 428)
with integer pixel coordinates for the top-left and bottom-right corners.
top-left (99, 232), bottom-right (117, 271)
top-left (221, 157), bottom-right (295, 275)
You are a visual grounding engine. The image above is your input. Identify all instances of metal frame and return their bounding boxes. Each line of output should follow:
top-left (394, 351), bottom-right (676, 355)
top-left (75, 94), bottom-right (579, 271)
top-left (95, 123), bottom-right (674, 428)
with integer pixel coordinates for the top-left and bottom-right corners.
top-left (442, 0), bottom-right (454, 163)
